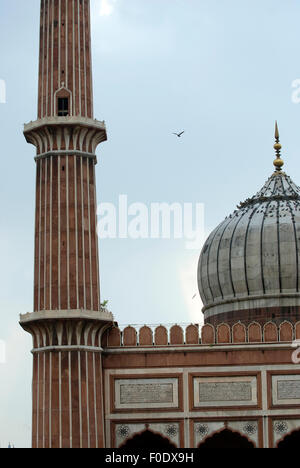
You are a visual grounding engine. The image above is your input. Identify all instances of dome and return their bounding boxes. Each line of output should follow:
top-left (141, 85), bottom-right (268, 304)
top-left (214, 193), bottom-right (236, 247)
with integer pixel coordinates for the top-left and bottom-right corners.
top-left (198, 130), bottom-right (300, 325)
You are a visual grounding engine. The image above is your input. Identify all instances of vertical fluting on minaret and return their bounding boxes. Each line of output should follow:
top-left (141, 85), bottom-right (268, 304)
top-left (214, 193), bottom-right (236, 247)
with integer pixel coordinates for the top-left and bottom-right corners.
top-left (28, 0), bottom-right (107, 314)
top-left (33, 149), bottom-right (102, 312)
top-left (20, 0), bottom-right (113, 449)
top-left (38, 0), bottom-right (93, 119)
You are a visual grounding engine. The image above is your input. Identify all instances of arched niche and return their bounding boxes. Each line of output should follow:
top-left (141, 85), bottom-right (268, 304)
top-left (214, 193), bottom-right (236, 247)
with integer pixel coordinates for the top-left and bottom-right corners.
top-left (54, 85), bottom-right (73, 116)
top-left (279, 321), bottom-right (294, 342)
top-left (232, 322), bottom-right (246, 343)
top-left (248, 322), bottom-right (262, 343)
top-left (198, 428), bottom-right (255, 449)
top-left (277, 428), bottom-right (300, 449)
top-left (120, 430), bottom-right (177, 449)
top-left (263, 322), bottom-right (278, 342)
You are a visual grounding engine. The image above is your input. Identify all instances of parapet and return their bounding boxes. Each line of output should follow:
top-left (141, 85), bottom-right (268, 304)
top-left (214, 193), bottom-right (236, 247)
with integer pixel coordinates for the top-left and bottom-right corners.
top-left (102, 320), bottom-right (300, 348)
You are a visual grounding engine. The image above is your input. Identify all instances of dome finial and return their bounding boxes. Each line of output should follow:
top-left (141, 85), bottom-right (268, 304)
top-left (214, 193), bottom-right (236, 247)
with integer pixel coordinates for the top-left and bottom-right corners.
top-left (273, 121), bottom-right (284, 172)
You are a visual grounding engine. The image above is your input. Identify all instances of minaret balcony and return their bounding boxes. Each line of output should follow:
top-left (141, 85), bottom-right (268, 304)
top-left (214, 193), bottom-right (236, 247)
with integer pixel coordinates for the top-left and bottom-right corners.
top-left (24, 116), bottom-right (107, 159)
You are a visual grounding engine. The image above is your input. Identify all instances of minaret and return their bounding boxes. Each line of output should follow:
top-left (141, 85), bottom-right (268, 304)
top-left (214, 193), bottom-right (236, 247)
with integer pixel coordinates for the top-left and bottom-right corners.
top-left (20, 0), bottom-right (113, 448)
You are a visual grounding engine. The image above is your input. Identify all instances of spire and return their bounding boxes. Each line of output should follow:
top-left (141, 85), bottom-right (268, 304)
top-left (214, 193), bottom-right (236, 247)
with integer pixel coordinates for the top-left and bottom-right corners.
top-left (273, 121), bottom-right (284, 172)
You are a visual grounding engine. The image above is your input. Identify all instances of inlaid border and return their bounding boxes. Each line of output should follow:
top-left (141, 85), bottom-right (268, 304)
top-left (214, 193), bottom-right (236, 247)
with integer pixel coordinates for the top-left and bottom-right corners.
top-left (267, 370), bottom-right (300, 409)
top-left (189, 371), bottom-right (262, 411)
top-left (110, 373), bottom-right (184, 414)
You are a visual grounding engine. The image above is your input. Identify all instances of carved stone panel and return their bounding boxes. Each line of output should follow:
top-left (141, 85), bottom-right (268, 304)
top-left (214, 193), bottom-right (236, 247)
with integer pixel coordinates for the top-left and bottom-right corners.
top-left (114, 378), bottom-right (179, 410)
top-left (272, 375), bottom-right (300, 406)
top-left (193, 376), bottom-right (257, 408)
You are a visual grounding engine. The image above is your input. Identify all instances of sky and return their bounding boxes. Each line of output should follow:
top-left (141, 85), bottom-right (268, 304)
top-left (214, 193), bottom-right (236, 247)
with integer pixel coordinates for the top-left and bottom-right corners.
top-left (1, 0), bottom-right (300, 448)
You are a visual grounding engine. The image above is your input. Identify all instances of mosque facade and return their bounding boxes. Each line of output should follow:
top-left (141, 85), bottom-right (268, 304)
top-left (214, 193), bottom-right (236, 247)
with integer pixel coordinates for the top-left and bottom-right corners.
top-left (20, 0), bottom-right (300, 448)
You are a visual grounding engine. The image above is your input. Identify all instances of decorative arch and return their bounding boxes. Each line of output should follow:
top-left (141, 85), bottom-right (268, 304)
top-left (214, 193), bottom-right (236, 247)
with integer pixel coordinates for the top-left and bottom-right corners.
top-left (198, 428), bottom-right (255, 449)
top-left (139, 326), bottom-right (153, 346)
top-left (107, 327), bottom-right (121, 347)
top-left (279, 321), bottom-right (294, 342)
top-left (263, 321), bottom-right (278, 342)
top-left (277, 428), bottom-right (300, 448)
top-left (154, 326), bottom-right (168, 345)
top-left (248, 322), bottom-right (262, 343)
top-left (123, 326), bottom-right (137, 346)
top-left (201, 324), bottom-right (215, 345)
top-left (232, 322), bottom-right (246, 343)
top-left (54, 84), bottom-right (73, 116)
top-left (120, 429), bottom-right (177, 449)
top-left (170, 325), bottom-right (184, 345)
top-left (186, 324), bottom-right (199, 344)
top-left (217, 323), bottom-right (231, 344)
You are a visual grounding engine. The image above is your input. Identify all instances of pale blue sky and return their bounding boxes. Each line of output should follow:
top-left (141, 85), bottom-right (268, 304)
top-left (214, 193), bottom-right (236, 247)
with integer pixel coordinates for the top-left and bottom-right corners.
top-left (1, 0), bottom-right (300, 448)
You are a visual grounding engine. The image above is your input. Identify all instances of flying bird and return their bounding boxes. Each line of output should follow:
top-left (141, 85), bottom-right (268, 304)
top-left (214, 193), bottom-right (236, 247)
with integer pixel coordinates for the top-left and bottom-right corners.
top-left (173, 131), bottom-right (185, 138)
top-left (192, 294), bottom-right (197, 300)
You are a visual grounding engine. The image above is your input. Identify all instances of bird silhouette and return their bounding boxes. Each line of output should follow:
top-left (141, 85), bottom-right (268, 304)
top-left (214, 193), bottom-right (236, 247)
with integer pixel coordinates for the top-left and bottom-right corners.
top-left (173, 131), bottom-right (185, 138)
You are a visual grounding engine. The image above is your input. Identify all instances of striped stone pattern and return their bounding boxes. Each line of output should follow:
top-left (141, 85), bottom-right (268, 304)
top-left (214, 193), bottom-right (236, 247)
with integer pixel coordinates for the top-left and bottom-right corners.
top-left (38, 0), bottom-right (93, 119)
top-left (34, 154), bottom-right (100, 312)
top-left (20, 0), bottom-right (111, 449)
top-left (28, 321), bottom-right (106, 448)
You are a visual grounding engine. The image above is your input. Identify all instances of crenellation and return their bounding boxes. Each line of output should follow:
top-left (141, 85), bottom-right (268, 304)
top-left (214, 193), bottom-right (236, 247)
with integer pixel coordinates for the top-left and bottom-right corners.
top-left (104, 320), bottom-right (297, 348)
top-left (279, 320), bottom-right (294, 342)
top-left (263, 321), bottom-right (279, 342)
top-left (232, 322), bottom-right (247, 343)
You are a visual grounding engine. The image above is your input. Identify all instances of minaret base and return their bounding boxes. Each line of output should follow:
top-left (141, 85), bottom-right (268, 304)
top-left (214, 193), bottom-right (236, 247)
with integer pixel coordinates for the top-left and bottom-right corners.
top-left (20, 309), bottom-right (114, 448)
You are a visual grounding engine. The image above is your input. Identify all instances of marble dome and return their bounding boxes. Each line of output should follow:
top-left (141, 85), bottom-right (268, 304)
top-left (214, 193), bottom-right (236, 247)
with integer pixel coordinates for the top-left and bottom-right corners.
top-left (198, 141), bottom-right (300, 324)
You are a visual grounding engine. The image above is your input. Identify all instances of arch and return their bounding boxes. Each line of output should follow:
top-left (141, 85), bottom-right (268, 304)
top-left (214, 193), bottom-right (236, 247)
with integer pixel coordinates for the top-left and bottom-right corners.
top-left (198, 428), bottom-right (255, 449)
top-left (263, 322), bottom-right (278, 342)
top-left (154, 326), bottom-right (168, 346)
top-left (279, 321), bottom-right (294, 342)
top-left (186, 324), bottom-right (199, 344)
top-left (54, 85), bottom-right (73, 116)
top-left (123, 326), bottom-right (137, 346)
top-left (277, 428), bottom-right (300, 448)
top-left (107, 327), bottom-right (121, 347)
top-left (201, 324), bottom-right (215, 345)
top-left (139, 326), bottom-right (153, 346)
top-left (232, 322), bottom-right (246, 343)
top-left (170, 325), bottom-right (184, 345)
top-left (120, 430), bottom-right (177, 449)
top-left (217, 323), bottom-right (231, 344)
top-left (248, 322), bottom-right (262, 343)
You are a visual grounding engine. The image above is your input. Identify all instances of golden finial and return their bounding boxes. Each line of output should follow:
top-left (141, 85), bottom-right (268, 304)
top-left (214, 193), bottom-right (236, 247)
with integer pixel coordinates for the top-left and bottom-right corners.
top-left (273, 121), bottom-right (284, 172)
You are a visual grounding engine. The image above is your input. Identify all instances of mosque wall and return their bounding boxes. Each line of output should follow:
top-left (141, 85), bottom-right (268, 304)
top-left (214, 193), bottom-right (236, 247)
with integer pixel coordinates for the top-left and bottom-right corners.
top-left (102, 322), bottom-right (300, 448)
